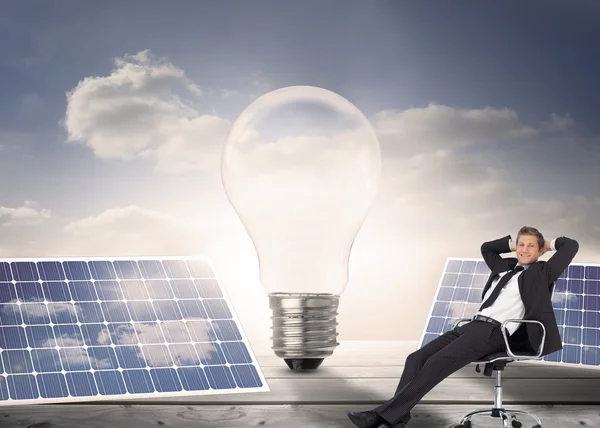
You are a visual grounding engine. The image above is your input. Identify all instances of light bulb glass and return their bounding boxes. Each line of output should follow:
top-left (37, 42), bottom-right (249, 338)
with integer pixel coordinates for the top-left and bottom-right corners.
top-left (221, 86), bottom-right (381, 369)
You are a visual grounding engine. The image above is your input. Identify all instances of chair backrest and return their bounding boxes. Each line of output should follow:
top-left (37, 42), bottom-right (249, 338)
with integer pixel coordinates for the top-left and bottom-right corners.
top-left (475, 278), bottom-right (557, 375)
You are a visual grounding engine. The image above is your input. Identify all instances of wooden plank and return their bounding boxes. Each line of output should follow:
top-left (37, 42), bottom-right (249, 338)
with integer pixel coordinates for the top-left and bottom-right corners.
top-left (255, 340), bottom-right (600, 384)
top-left (260, 364), bottom-right (600, 379)
top-left (255, 340), bottom-right (415, 366)
top-left (255, 340), bottom-right (599, 374)
top-left (73, 377), bottom-right (600, 404)
top-left (1, 403), bottom-right (598, 428)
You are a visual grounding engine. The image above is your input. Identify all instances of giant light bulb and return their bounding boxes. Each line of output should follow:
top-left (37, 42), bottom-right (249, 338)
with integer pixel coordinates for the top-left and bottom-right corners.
top-left (221, 86), bottom-right (381, 370)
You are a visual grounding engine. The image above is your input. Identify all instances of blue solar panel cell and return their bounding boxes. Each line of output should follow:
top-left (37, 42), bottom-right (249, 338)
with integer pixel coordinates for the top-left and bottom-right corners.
top-left (586, 266), bottom-right (599, 280)
top-left (475, 261), bottom-right (489, 275)
top-left (162, 260), bottom-right (189, 279)
top-left (455, 273), bottom-right (473, 288)
top-left (68, 281), bottom-right (97, 301)
top-left (113, 260), bottom-right (143, 280)
top-left (38, 372), bottom-right (69, 398)
top-left (445, 260), bottom-right (462, 273)
top-left (42, 281), bottom-right (70, 302)
top-left (137, 260), bottom-right (167, 280)
top-left (230, 364), bottom-right (263, 388)
top-left (38, 262), bottom-right (65, 281)
top-left (120, 280), bottom-right (149, 300)
top-left (88, 261), bottom-right (117, 280)
top-left (95, 370), bottom-right (127, 395)
top-left (0, 263), bottom-right (12, 281)
top-left (95, 281), bottom-right (123, 301)
top-left (178, 366), bottom-right (210, 391)
top-left (63, 261), bottom-right (92, 281)
top-left (185, 259), bottom-right (214, 278)
top-left (8, 375), bottom-right (37, 400)
top-left (170, 279), bottom-right (200, 299)
top-left (12, 262), bottom-right (39, 282)
top-left (197, 279), bottom-right (222, 298)
top-left (420, 257), bottom-right (600, 368)
top-left (221, 341), bottom-right (252, 364)
top-left (0, 256), bottom-right (268, 405)
top-left (17, 282), bottom-right (43, 302)
top-left (144, 280), bottom-right (173, 299)
top-left (0, 283), bottom-right (17, 303)
top-left (0, 304), bottom-right (21, 325)
top-left (568, 264), bottom-right (584, 279)
top-left (1, 327), bottom-right (27, 349)
top-left (460, 260), bottom-right (477, 274)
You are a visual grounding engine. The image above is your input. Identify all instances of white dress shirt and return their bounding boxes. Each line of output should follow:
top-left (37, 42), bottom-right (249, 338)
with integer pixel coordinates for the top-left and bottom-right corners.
top-left (477, 238), bottom-right (556, 336)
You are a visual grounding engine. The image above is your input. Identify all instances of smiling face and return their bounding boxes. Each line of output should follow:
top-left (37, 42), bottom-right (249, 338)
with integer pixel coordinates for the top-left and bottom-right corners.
top-left (516, 234), bottom-right (542, 265)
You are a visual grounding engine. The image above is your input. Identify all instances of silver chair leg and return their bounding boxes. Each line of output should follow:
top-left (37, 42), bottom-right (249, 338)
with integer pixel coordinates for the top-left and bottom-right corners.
top-left (458, 409), bottom-right (495, 423)
top-left (504, 409), bottom-right (542, 426)
top-left (456, 368), bottom-right (542, 427)
top-left (458, 408), bottom-right (542, 427)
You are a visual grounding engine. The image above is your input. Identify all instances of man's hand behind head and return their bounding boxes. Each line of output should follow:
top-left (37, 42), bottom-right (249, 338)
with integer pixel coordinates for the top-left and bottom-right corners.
top-left (539, 239), bottom-right (553, 257)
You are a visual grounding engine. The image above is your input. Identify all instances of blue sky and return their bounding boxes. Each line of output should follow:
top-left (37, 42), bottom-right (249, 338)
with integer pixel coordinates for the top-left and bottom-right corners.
top-left (3, 1), bottom-right (600, 126)
top-left (1, 0), bottom-right (599, 343)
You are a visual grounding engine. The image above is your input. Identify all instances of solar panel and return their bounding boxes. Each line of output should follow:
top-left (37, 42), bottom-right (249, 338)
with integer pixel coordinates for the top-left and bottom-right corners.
top-left (419, 257), bottom-right (600, 367)
top-left (0, 256), bottom-right (269, 405)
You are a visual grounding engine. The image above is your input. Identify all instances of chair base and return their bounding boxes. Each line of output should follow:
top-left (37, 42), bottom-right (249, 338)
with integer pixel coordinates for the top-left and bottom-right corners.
top-left (455, 408), bottom-right (542, 428)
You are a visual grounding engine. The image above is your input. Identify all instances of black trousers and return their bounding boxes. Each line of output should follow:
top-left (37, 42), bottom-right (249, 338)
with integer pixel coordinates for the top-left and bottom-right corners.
top-left (373, 320), bottom-right (506, 426)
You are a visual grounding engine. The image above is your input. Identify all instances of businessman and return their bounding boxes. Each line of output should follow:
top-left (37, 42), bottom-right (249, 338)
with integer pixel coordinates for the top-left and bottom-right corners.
top-left (346, 226), bottom-right (579, 428)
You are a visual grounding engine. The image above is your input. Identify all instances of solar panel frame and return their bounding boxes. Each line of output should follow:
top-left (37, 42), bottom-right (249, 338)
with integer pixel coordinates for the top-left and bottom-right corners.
top-left (419, 257), bottom-right (600, 368)
top-left (0, 255), bottom-right (269, 405)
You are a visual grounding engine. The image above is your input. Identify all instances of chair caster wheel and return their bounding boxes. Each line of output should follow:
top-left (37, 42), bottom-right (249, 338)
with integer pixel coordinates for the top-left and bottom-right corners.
top-left (454, 421), bottom-right (471, 428)
top-left (511, 420), bottom-right (522, 428)
top-left (532, 425), bottom-right (541, 428)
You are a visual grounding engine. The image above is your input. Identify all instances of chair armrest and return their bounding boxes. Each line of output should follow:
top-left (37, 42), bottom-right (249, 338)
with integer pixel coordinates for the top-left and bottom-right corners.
top-left (500, 319), bottom-right (546, 359)
top-left (453, 318), bottom-right (472, 329)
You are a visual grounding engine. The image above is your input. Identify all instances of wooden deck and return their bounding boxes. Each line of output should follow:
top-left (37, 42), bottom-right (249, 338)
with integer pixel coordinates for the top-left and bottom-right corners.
top-left (1, 341), bottom-right (600, 427)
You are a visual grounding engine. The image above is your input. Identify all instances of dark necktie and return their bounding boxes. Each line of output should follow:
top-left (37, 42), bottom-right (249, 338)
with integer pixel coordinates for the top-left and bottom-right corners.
top-left (479, 265), bottom-right (524, 311)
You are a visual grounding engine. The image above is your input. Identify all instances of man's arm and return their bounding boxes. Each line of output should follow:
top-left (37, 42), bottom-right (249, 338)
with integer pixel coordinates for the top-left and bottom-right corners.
top-left (481, 235), bottom-right (514, 271)
top-left (541, 236), bottom-right (579, 284)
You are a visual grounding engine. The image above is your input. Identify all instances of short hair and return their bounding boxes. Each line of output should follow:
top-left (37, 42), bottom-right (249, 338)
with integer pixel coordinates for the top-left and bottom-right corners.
top-left (516, 226), bottom-right (544, 249)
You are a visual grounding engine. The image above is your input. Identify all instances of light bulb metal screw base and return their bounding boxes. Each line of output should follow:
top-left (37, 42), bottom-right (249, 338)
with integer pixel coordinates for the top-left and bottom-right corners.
top-left (268, 292), bottom-right (340, 370)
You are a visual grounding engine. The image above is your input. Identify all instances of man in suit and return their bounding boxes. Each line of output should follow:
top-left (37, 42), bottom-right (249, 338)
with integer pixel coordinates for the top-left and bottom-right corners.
top-left (346, 226), bottom-right (579, 428)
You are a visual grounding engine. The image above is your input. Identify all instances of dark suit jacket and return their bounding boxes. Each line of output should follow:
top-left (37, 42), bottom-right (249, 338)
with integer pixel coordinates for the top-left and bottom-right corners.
top-left (480, 235), bottom-right (579, 356)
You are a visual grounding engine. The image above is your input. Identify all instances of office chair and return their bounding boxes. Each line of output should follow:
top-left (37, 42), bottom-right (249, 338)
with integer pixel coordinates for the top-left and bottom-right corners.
top-left (452, 316), bottom-right (547, 428)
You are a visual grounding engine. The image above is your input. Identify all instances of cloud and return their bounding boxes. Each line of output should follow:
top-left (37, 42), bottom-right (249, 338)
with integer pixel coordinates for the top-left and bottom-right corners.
top-left (339, 143), bottom-right (600, 340)
top-left (61, 205), bottom-right (209, 256)
top-left (0, 200), bottom-right (51, 227)
top-left (370, 103), bottom-right (567, 156)
top-left (541, 113), bottom-right (574, 132)
top-left (63, 49), bottom-right (230, 174)
top-left (370, 147), bottom-right (600, 248)
top-left (359, 103), bottom-right (592, 253)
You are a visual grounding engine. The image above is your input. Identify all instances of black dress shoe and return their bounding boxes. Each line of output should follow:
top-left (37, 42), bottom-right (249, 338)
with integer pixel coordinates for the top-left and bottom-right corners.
top-left (346, 410), bottom-right (391, 428)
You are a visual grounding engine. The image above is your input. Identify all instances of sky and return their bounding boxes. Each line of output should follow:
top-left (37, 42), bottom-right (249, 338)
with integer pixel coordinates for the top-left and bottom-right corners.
top-left (1, 0), bottom-right (600, 352)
